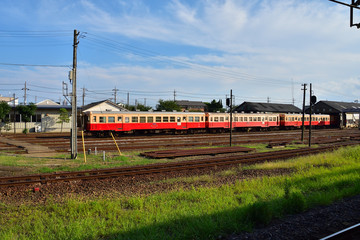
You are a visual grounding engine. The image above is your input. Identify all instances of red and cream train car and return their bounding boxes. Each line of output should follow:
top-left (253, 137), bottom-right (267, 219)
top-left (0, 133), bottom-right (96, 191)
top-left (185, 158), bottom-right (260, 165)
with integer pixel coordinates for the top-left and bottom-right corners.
top-left (85, 111), bottom-right (206, 134)
top-left (279, 114), bottom-right (330, 128)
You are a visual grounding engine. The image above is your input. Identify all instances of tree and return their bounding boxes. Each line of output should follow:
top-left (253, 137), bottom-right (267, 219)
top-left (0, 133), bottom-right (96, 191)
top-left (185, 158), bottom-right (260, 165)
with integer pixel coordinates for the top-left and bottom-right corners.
top-left (0, 101), bottom-right (11, 133)
top-left (16, 103), bottom-right (37, 134)
top-left (57, 108), bottom-right (70, 133)
top-left (156, 99), bottom-right (181, 112)
top-left (125, 104), bottom-right (152, 111)
top-left (204, 99), bottom-right (225, 112)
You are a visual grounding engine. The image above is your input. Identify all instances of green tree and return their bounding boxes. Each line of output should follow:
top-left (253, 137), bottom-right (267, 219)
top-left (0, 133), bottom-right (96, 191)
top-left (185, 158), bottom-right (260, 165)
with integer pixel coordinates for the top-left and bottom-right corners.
top-left (16, 103), bottom-right (37, 134)
top-left (0, 101), bottom-right (11, 133)
top-left (57, 108), bottom-right (70, 133)
top-left (156, 100), bottom-right (181, 112)
top-left (204, 99), bottom-right (225, 112)
top-left (125, 104), bottom-right (152, 111)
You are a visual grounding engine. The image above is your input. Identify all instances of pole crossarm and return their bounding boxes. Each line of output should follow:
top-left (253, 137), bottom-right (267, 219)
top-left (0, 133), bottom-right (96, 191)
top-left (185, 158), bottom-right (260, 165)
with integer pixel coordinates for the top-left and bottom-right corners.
top-left (329, 0), bottom-right (360, 9)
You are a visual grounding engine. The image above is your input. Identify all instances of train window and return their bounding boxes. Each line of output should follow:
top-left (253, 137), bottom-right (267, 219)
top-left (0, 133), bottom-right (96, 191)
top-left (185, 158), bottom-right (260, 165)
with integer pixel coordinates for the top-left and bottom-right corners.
top-left (201, 116), bottom-right (204, 121)
top-left (93, 116), bottom-right (96, 122)
top-left (108, 117), bottom-right (115, 123)
top-left (214, 117), bottom-right (218, 122)
top-left (220, 117), bottom-right (224, 121)
top-left (170, 116), bottom-right (175, 122)
top-left (269, 117), bottom-right (272, 121)
top-left (99, 116), bottom-right (106, 123)
top-left (240, 117), bottom-right (243, 122)
top-left (177, 117), bottom-right (181, 122)
top-left (156, 116), bottom-right (161, 122)
top-left (265, 117), bottom-right (268, 121)
top-left (183, 116), bottom-right (187, 121)
top-left (147, 116), bottom-right (153, 123)
top-left (140, 117), bottom-right (146, 123)
top-left (244, 117), bottom-right (248, 121)
top-left (235, 117), bottom-right (238, 122)
top-left (188, 116), bottom-right (194, 122)
top-left (163, 116), bottom-right (169, 122)
top-left (249, 117), bottom-right (252, 121)
top-left (117, 116), bottom-right (122, 122)
top-left (262, 117), bottom-right (265, 121)
top-left (125, 117), bottom-right (130, 123)
top-left (257, 117), bottom-right (261, 121)
top-left (195, 116), bottom-right (200, 122)
top-left (132, 117), bottom-right (138, 123)
top-left (225, 117), bottom-right (229, 121)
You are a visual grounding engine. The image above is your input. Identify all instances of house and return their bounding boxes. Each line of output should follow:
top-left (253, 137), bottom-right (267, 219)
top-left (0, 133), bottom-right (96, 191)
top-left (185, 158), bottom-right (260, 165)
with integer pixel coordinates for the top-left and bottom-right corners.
top-left (175, 100), bottom-right (206, 112)
top-left (0, 96), bottom-right (19, 106)
top-left (235, 102), bottom-right (302, 113)
top-left (82, 100), bottom-right (128, 113)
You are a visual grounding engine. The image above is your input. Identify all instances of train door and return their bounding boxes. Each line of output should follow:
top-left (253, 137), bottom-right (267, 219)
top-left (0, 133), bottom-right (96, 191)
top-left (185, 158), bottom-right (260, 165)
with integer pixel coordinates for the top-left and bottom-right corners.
top-left (117, 115), bottom-right (123, 131)
top-left (182, 115), bottom-right (187, 129)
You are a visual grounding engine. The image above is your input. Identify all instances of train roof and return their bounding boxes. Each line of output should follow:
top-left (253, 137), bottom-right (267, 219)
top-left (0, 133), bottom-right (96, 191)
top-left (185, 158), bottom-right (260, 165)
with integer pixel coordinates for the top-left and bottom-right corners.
top-left (87, 111), bottom-right (205, 115)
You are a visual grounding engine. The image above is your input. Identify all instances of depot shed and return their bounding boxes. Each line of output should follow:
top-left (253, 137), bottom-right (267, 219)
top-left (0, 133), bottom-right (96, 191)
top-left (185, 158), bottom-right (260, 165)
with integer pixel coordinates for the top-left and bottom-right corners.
top-left (234, 102), bottom-right (302, 114)
top-left (310, 101), bottom-right (360, 128)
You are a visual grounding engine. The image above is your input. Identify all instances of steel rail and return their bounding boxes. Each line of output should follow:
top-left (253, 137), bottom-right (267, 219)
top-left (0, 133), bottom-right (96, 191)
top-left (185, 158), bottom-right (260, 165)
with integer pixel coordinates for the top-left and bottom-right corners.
top-left (1, 142), bottom-right (358, 188)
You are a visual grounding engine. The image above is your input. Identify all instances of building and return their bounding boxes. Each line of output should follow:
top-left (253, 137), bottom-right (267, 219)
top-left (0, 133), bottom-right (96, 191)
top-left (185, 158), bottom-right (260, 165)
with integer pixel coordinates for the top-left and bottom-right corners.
top-left (175, 100), bottom-right (206, 112)
top-left (0, 96), bottom-right (19, 106)
top-left (0, 99), bottom-right (72, 133)
top-left (82, 100), bottom-right (128, 113)
top-left (235, 102), bottom-right (302, 113)
top-left (310, 101), bottom-right (360, 128)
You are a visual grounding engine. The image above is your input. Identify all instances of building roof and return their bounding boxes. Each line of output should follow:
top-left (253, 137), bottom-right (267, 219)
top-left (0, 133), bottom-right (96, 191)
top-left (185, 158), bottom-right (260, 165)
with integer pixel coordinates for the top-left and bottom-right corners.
top-left (235, 102), bottom-right (302, 113)
top-left (0, 97), bottom-right (14, 102)
top-left (36, 99), bottom-right (60, 106)
top-left (175, 100), bottom-right (206, 107)
top-left (82, 100), bottom-right (128, 112)
top-left (315, 101), bottom-right (360, 113)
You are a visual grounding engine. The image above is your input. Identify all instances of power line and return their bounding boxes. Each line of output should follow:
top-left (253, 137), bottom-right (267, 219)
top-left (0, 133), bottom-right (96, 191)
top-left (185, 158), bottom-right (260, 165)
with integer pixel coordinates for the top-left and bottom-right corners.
top-left (0, 62), bottom-right (71, 68)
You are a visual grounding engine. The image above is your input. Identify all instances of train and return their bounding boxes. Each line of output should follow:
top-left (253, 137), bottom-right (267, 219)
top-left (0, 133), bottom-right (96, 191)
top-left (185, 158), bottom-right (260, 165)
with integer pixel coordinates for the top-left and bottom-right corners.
top-left (83, 110), bottom-right (331, 136)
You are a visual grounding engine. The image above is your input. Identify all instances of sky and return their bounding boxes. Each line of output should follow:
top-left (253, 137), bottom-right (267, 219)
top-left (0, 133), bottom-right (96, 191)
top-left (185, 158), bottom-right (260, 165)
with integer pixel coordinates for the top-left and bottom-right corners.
top-left (1, 0), bottom-right (360, 108)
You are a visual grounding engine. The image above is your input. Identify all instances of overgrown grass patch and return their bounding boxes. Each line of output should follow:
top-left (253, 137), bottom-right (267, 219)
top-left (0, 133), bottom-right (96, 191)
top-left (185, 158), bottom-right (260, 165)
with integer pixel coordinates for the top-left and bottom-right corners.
top-left (1, 145), bottom-right (360, 239)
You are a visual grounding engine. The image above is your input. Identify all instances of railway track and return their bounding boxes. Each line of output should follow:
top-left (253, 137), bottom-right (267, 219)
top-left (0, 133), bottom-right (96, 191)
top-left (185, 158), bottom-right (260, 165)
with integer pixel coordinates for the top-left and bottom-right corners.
top-left (1, 141), bottom-right (358, 188)
top-left (320, 223), bottom-right (360, 240)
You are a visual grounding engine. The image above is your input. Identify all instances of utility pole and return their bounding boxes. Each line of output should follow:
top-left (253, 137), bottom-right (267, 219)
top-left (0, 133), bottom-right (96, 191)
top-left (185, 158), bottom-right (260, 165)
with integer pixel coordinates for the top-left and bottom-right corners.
top-left (144, 98), bottom-right (147, 106)
top-left (22, 81), bottom-right (29, 105)
top-left (127, 92), bottom-right (130, 106)
top-left (230, 90), bottom-right (233, 147)
top-left (82, 87), bottom-right (86, 107)
top-left (173, 89), bottom-right (176, 102)
top-left (112, 86), bottom-right (118, 104)
top-left (71, 29), bottom-right (80, 159)
top-left (301, 84), bottom-right (307, 142)
top-left (13, 93), bottom-right (16, 134)
top-left (309, 83), bottom-right (313, 147)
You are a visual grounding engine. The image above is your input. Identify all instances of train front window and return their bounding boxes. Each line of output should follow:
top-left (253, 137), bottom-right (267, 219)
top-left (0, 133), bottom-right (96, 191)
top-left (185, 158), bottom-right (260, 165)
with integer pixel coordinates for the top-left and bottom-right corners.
top-left (108, 117), bottom-right (115, 123)
top-left (99, 117), bottom-right (106, 123)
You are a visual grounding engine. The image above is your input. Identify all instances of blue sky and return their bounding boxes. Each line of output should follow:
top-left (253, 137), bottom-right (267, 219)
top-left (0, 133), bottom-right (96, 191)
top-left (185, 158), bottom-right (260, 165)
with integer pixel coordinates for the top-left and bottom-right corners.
top-left (1, 0), bottom-right (360, 108)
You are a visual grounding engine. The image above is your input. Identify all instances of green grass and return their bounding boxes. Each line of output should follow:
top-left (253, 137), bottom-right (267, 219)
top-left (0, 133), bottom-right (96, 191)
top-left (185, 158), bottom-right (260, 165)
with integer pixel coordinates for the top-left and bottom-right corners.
top-left (1, 145), bottom-right (360, 239)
